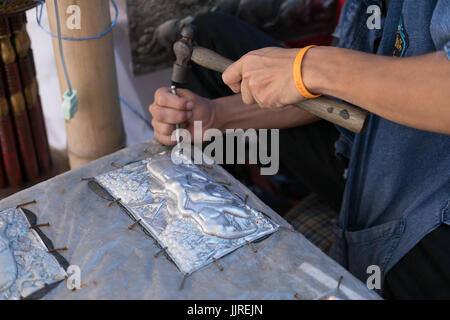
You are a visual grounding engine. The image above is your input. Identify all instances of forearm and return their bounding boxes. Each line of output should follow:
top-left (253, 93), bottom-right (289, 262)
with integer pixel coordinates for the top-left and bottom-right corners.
top-left (304, 46), bottom-right (450, 134)
top-left (213, 93), bottom-right (319, 131)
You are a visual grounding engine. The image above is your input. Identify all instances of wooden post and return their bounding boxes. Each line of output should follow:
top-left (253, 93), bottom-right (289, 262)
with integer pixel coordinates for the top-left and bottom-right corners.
top-left (47, 0), bottom-right (125, 168)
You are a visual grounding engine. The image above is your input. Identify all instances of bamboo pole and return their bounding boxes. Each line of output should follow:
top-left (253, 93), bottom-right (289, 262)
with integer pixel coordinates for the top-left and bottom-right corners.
top-left (47, 0), bottom-right (125, 168)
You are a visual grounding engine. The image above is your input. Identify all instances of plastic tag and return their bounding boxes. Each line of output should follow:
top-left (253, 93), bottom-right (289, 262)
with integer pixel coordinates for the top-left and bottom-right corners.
top-left (62, 89), bottom-right (78, 120)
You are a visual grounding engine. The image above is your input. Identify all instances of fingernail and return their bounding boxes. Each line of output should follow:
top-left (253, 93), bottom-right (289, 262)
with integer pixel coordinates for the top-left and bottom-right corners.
top-left (187, 111), bottom-right (193, 119)
top-left (186, 102), bottom-right (194, 110)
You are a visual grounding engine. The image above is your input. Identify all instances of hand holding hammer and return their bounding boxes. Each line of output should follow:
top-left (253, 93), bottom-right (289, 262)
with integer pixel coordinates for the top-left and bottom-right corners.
top-left (172, 25), bottom-right (368, 134)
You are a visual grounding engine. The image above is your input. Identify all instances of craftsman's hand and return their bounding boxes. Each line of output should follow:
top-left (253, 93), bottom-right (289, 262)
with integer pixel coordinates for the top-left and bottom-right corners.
top-left (223, 47), bottom-right (308, 109)
top-left (149, 87), bottom-right (216, 146)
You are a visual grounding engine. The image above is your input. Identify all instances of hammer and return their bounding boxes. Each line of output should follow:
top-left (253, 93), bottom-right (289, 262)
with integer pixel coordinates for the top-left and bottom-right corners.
top-left (172, 26), bottom-right (368, 134)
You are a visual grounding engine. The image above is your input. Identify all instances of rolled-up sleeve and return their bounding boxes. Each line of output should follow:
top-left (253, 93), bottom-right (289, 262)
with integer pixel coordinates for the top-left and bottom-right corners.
top-left (431, 0), bottom-right (450, 59)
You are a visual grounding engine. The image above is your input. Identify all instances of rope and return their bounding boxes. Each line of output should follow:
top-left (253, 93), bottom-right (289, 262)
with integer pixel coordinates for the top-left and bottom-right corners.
top-left (120, 97), bottom-right (152, 129)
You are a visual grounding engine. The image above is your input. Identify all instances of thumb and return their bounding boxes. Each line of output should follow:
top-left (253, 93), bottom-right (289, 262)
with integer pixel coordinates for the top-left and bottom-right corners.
top-left (174, 88), bottom-right (198, 100)
top-left (222, 58), bottom-right (244, 93)
top-left (170, 88), bottom-right (197, 110)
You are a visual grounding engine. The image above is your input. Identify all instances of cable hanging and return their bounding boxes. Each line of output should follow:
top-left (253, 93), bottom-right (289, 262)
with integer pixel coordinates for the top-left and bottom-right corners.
top-left (53, 0), bottom-right (72, 95)
top-left (36, 0), bottom-right (151, 128)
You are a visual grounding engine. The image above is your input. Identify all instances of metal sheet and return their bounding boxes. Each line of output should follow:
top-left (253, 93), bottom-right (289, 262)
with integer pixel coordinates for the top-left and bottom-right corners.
top-left (94, 151), bottom-right (278, 274)
top-left (0, 208), bottom-right (67, 300)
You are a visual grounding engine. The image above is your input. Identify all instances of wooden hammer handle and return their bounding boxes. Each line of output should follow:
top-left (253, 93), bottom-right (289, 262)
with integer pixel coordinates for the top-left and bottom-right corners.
top-left (192, 46), bottom-right (368, 134)
top-left (192, 46), bottom-right (234, 73)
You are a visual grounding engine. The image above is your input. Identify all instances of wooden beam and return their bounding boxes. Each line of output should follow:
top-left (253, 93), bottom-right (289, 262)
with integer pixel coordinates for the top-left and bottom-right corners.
top-left (47, 0), bottom-right (125, 168)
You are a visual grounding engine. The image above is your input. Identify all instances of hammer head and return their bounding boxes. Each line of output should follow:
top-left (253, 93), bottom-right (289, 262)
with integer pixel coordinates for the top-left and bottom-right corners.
top-left (171, 25), bottom-right (195, 84)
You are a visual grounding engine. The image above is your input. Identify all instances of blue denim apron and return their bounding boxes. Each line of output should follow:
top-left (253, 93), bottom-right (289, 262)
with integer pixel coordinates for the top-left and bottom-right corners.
top-left (329, 0), bottom-right (450, 288)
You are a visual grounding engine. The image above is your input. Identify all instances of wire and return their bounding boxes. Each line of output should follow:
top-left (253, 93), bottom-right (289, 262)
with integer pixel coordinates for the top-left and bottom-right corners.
top-left (36, 0), bottom-right (152, 129)
top-left (36, 0), bottom-right (119, 41)
top-left (53, 0), bottom-right (72, 96)
top-left (120, 97), bottom-right (152, 129)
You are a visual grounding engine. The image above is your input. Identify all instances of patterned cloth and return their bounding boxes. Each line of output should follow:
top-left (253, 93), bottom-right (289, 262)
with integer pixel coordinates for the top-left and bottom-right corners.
top-left (284, 194), bottom-right (338, 253)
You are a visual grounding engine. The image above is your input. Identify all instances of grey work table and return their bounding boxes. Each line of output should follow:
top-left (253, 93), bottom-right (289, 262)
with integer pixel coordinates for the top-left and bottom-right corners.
top-left (0, 140), bottom-right (380, 300)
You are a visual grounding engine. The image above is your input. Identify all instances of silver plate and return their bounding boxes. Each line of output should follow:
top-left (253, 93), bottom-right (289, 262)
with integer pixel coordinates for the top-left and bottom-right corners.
top-left (95, 151), bottom-right (278, 274)
top-left (0, 208), bottom-right (67, 300)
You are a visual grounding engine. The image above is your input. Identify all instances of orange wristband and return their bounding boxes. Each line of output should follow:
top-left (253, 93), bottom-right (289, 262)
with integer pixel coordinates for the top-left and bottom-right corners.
top-left (293, 45), bottom-right (321, 99)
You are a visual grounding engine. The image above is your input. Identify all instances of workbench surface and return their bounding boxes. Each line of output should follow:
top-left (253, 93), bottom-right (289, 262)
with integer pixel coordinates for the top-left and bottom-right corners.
top-left (0, 140), bottom-right (380, 300)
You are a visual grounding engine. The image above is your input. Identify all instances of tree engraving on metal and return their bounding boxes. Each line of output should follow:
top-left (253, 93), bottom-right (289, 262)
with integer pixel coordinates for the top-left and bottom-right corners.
top-left (0, 208), bottom-right (66, 300)
top-left (95, 151), bottom-right (278, 274)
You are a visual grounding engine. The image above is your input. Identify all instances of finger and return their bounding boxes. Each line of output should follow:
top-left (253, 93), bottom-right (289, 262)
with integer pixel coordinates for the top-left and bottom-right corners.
top-left (151, 119), bottom-right (176, 136)
top-left (150, 104), bottom-right (193, 124)
top-left (179, 121), bottom-right (189, 129)
top-left (155, 87), bottom-right (194, 111)
top-left (240, 79), bottom-right (256, 105)
top-left (173, 88), bottom-right (197, 103)
top-left (154, 130), bottom-right (176, 147)
top-left (222, 58), bottom-right (244, 93)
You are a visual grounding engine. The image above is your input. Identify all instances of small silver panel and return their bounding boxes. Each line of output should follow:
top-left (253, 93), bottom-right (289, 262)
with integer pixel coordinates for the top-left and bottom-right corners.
top-left (95, 151), bottom-right (278, 274)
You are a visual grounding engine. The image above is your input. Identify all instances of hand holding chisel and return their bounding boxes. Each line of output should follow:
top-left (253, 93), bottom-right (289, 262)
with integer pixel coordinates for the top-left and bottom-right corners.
top-left (170, 85), bottom-right (182, 146)
top-left (171, 27), bottom-right (194, 146)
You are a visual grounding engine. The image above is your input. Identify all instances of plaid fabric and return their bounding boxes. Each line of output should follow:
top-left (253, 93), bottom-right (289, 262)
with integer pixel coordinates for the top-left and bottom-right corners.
top-left (284, 193), bottom-right (338, 253)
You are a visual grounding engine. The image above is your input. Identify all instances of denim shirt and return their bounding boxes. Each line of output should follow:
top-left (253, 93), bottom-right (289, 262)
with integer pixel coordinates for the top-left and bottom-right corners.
top-left (329, 0), bottom-right (450, 288)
